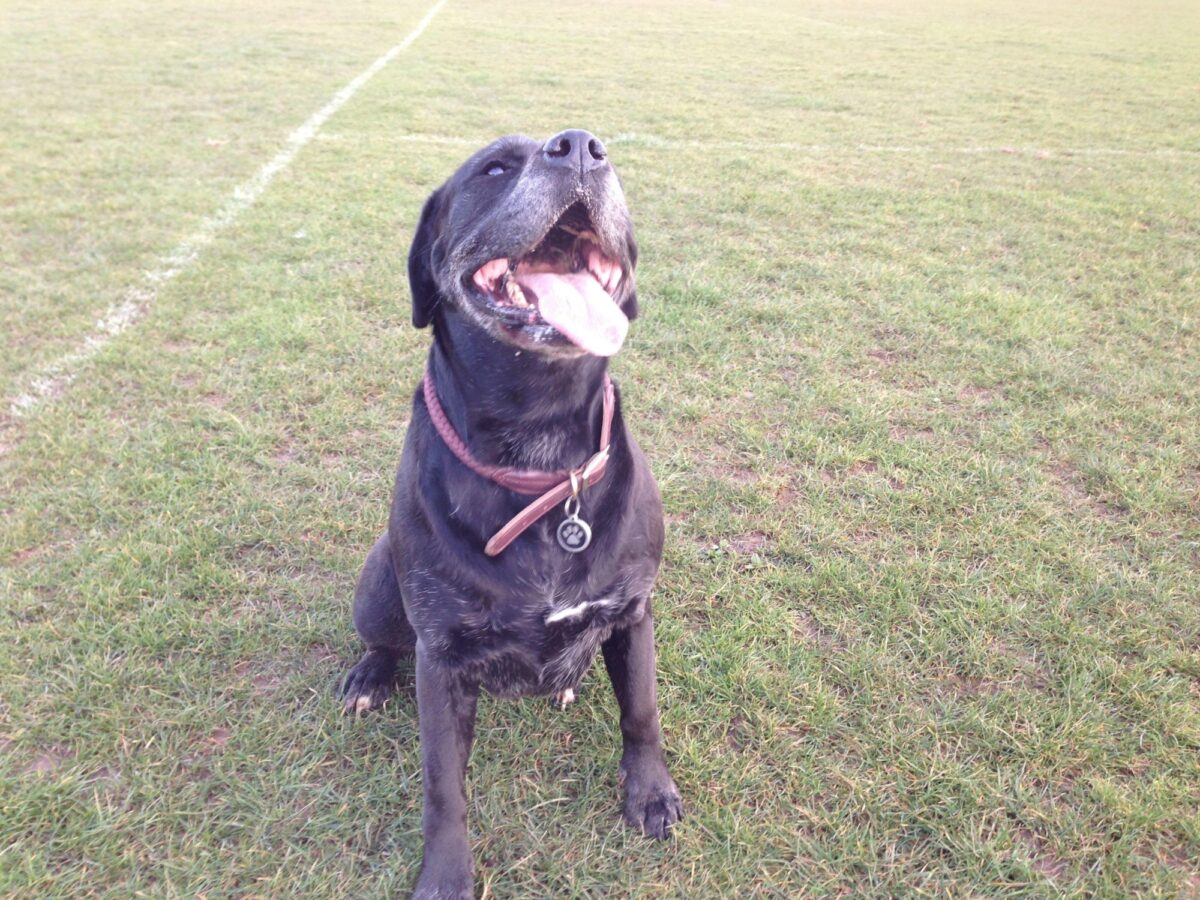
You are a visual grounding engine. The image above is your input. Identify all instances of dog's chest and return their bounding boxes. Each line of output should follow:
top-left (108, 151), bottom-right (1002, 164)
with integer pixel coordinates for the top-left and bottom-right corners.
top-left (445, 569), bottom-right (641, 698)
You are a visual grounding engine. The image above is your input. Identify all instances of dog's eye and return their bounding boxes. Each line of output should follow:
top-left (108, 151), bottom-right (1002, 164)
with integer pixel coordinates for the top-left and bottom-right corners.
top-left (483, 161), bottom-right (507, 176)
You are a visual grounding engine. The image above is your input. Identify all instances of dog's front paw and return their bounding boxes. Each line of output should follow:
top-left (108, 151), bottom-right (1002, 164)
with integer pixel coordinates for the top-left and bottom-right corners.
top-left (340, 647), bottom-right (399, 715)
top-left (620, 754), bottom-right (684, 840)
top-left (413, 854), bottom-right (474, 900)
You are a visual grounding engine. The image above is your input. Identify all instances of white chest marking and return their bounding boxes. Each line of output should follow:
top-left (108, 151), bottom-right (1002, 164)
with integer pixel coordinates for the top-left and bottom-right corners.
top-left (544, 596), bottom-right (614, 625)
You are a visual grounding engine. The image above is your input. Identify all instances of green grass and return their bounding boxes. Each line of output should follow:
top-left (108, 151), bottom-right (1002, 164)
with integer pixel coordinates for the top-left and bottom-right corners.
top-left (3, 0), bottom-right (1199, 895)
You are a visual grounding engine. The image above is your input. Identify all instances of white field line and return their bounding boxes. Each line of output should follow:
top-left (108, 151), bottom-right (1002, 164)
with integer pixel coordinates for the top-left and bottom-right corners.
top-left (388, 132), bottom-right (1200, 158)
top-left (8, 0), bottom-right (447, 419)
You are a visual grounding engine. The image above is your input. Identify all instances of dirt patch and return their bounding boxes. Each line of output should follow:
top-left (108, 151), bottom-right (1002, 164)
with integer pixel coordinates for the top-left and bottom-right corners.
top-left (790, 609), bottom-right (823, 643)
top-left (813, 406), bottom-right (848, 424)
top-left (889, 425), bottom-right (936, 443)
top-left (790, 609), bottom-right (845, 652)
top-left (272, 442), bottom-right (298, 464)
top-left (775, 723), bottom-right (810, 749)
top-left (1015, 827), bottom-right (1069, 880)
top-left (0, 418), bottom-right (24, 456)
top-left (87, 765), bottom-right (122, 784)
top-left (867, 348), bottom-right (902, 365)
top-left (184, 727), bottom-right (229, 767)
top-left (186, 764), bottom-right (213, 784)
top-left (728, 531), bottom-right (770, 554)
top-left (1116, 756), bottom-right (1151, 779)
top-left (958, 385), bottom-right (998, 402)
top-left (664, 511), bottom-right (691, 542)
top-left (24, 745), bottom-right (75, 776)
top-left (847, 460), bottom-right (878, 477)
top-left (11, 545), bottom-right (42, 564)
top-left (333, 257), bottom-right (369, 276)
top-left (690, 438), bottom-right (762, 487)
top-left (774, 481), bottom-right (799, 506)
top-left (1161, 841), bottom-right (1200, 892)
top-left (232, 659), bottom-right (284, 695)
top-left (931, 672), bottom-right (1001, 699)
top-left (305, 643), bottom-right (340, 668)
top-left (721, 464), bottom-right (757, 485)
top-left (1048, 460), bottom-right (1126, 521)
top-left (725, 715), bottom-right (750, 752)
top-left (988, 639), bottom-right (1049, 691)
top-left (852, 337), bottom-right (916, 383)
top-left (253, 674), bottom-right (282, 695)
top-left (849, 527), bottom-right (883, 544)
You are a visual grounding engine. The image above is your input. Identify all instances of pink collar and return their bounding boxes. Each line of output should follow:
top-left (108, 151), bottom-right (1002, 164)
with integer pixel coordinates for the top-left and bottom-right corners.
top-left (422, 368), bottom-right (615, 555)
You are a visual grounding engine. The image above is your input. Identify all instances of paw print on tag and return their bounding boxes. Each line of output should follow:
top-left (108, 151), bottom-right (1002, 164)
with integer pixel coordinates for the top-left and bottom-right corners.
top-left (557, 517), bottom-right (592, 553)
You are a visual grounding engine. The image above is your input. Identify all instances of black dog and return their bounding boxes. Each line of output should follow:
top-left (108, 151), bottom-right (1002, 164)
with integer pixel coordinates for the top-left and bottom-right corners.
top-left (341, 130), bottom-right (682, 898)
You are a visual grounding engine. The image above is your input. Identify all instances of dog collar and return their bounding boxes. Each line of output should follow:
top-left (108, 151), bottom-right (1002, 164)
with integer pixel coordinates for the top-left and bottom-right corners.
top-left (422, 368), bottom-right (615, 556)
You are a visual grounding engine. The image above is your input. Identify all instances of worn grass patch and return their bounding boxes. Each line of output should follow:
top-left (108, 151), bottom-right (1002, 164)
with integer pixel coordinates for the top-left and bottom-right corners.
top-left (2, 0), bottom-right (1199, 896)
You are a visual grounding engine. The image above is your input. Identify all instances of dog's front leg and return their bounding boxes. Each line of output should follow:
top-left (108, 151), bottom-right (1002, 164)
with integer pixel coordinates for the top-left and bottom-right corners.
top-left (413, 641), bottom-right (478, 900)
top-left (601, 610), bottom-right (684, 839)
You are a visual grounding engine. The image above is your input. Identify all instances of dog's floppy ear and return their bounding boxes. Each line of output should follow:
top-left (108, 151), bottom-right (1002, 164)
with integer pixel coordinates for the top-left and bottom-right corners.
top-left (407, 187), bottom-right (444, 329)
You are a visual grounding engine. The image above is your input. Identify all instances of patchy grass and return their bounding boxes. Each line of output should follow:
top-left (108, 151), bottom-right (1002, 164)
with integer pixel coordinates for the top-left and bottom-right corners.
top-left (2, 0), bottom-right (1199, 896)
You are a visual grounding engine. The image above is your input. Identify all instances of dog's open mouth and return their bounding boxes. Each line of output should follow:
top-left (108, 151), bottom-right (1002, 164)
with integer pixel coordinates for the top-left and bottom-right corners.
top-left (470, 204), bottom-right (629, 357)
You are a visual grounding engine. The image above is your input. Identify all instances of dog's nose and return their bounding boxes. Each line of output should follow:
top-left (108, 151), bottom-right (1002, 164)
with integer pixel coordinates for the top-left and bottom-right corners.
top-left (541, 129), bottom-right (608, 174)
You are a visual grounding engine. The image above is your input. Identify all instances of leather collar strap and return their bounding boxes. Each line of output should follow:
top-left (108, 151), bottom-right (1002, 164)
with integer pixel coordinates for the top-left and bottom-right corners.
top-left (422, 368), bottom-right (615, 556)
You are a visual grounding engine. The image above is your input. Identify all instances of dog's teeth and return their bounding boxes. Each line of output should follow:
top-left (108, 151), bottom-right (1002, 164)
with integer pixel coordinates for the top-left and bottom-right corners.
top-left (587, 248), bottom-right (608, 287)
top-left (584, 248), bottom-right (623, 295)
top-left (506, 276), bottom-right (529, 307)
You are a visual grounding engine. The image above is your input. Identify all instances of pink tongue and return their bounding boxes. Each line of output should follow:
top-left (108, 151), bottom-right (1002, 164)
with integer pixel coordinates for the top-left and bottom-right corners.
top-left (516, 272), bottom-right (629, 356)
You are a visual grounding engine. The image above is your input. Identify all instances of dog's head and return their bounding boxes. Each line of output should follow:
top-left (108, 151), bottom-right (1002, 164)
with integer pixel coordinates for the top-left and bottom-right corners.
top-left (408, 130), bottom-right (638, 358)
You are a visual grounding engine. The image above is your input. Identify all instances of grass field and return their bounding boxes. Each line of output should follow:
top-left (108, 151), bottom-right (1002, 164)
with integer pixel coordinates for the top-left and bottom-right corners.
top-left (3, 0), bottom-right (1200, 895)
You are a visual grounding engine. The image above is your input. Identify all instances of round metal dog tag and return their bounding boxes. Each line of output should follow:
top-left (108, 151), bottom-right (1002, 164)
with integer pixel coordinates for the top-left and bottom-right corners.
top-left (557, 493), bottom-right (592, 553)
top-left (557, 514), bottom-right (592, 553)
